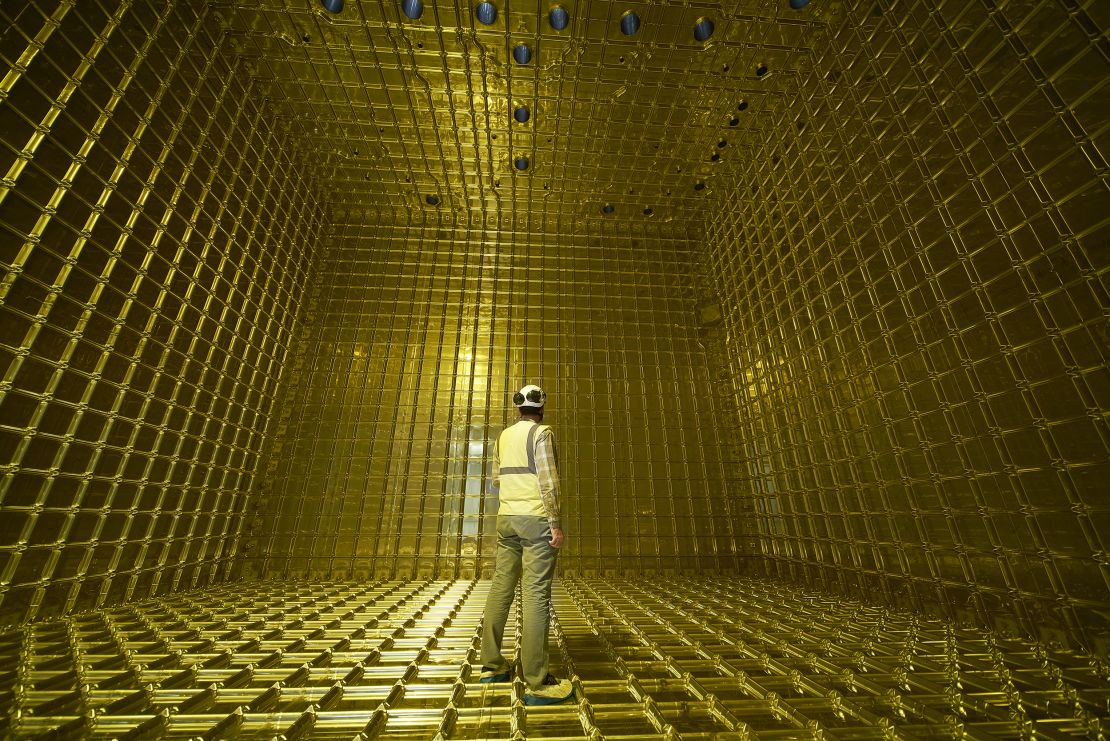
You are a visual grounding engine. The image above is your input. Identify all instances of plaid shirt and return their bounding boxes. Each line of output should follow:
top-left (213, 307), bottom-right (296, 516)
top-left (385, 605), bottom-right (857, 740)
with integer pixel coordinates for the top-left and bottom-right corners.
top-left (493, 424), bottom-right (562, 530)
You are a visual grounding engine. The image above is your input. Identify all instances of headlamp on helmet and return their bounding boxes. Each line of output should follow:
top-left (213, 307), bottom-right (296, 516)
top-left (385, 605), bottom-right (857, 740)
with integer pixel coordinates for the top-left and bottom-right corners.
top-left (513, 384), bottom-right (546, 408)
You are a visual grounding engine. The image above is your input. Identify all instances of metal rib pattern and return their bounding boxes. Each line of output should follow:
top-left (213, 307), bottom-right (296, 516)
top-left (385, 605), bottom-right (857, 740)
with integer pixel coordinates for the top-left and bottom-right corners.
top-left (217, 0), bottom-right (827, 220)
top-left (0, 7), bottom-right (1108, 740)
top-left (0, 1), bottom-right (326, 626)
top-left (3, 577), bottom-right (1107, 739)
top-left (245, 218), bottom-right (732, 582)
top-left (700, 0), bottom-right (1110, 650)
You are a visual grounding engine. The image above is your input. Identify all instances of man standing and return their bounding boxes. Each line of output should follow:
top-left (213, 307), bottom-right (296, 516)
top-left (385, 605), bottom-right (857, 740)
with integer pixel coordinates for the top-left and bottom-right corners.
top-left (478, 384), bottom-right (575, 705)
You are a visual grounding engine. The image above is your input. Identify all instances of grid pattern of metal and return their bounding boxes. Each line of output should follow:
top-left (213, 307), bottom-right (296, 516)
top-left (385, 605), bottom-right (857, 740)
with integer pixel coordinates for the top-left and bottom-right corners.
top-left (1, 0), bottom-right (1107, 715)
top-left (703, 0), bottom-right (1110, 651)
top-left (4, 576), bottom-right (1107, 738)
top-left (244, 214), bottom-right (737, 580)
top-left (0, 2), bottom-right (326, 625)
top-left (216, 0), bottom-right (836, 221)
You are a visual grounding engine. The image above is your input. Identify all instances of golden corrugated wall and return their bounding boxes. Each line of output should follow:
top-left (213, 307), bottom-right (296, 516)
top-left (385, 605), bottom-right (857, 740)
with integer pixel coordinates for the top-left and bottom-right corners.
top-left (240, 215), bottom-right (738, 580)
top-left (704, 1), bottom-right (1110, 650)
top-left (0, 2), bottom-right (326, 624)
top-left (1, 0), bottom-right (1109, 737)
top-left (0, 1), bottom-right (1104, 652)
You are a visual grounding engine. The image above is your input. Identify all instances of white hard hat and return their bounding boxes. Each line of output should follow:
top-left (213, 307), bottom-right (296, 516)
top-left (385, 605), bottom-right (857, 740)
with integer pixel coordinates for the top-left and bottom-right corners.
top-left (513, 384), bottom-right (546, 408)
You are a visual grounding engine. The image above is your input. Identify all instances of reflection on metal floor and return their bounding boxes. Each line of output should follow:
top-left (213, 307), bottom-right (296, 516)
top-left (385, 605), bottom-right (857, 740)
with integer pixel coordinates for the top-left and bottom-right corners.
top-left (3, 578), bottom-right (1107, 739)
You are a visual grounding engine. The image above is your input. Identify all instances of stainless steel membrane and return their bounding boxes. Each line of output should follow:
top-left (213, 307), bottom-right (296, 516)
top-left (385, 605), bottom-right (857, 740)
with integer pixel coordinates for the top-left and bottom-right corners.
top-left (1, 0), bottom-right (1108, 736)
top-left (3, 577), bottom-right (1108, 738)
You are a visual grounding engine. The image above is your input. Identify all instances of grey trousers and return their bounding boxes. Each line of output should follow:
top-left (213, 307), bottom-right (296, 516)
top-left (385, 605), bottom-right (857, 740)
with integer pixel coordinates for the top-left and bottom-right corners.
top-left (480, 515), bottom-right (559, 690)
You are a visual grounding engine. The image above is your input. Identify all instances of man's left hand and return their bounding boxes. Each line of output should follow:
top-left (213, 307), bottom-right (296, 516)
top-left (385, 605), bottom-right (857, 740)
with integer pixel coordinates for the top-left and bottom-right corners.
top-left (549, 527), bottom-right (565, 549)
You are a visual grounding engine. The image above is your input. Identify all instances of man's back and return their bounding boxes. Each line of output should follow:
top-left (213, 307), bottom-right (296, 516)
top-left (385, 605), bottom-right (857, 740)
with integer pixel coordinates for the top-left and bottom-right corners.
top-left (496, 419), bottom-right (549, 517)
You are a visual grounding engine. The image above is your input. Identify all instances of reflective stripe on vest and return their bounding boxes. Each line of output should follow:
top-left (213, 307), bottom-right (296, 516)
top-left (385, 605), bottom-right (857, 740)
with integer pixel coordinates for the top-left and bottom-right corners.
top-left (496, 421), bottom-right (546, 517)
top-left (499, 423), bottom-right (539, 475)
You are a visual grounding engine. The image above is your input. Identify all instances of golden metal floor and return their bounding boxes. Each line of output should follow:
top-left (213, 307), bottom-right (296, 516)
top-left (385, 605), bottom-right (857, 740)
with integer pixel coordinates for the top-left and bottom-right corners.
top-left (2, 578), bottom-right (1107, 739)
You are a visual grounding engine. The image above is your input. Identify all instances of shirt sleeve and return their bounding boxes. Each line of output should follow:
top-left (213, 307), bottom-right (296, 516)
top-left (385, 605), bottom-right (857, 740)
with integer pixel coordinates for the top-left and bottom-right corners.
top-left (491, 434), bottom-right (500, 490)
top-left (533, 427), bottom-right (562, 530)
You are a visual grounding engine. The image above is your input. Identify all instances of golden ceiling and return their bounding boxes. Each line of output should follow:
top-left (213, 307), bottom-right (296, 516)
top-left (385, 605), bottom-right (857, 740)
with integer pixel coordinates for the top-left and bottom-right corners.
top-left (215, 0), bottom-right (839, 220)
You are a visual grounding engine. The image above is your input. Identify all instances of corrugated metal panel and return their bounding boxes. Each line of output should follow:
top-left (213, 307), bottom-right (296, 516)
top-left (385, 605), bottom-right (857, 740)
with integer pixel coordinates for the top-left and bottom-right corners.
top-left (702, 0), bottom-right (1110, 651)
top-left (5, 576), bottom-right (1108, 738)
top-left (0, 0), bottom-right (1108, 735)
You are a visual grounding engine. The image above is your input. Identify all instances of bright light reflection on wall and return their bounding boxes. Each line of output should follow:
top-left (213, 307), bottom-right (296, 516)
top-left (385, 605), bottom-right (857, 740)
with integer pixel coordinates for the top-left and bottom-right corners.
top-left (463, 438), bottom-right (485, 535)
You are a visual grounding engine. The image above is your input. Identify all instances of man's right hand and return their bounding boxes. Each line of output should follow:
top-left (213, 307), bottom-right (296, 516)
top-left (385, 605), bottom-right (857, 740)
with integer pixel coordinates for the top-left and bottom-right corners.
top-left (549, 527), bottom-right (565, 549)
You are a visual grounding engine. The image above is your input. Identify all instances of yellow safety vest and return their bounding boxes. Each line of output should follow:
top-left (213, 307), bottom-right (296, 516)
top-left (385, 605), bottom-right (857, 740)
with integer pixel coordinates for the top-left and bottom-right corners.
top-left (496, 420), bottom-right (549, 517)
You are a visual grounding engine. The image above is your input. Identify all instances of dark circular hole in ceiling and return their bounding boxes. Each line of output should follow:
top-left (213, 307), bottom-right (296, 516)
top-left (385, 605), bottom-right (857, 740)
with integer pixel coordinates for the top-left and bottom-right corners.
top-left (693, 18), bottom-right (714, 41)
top-left (549, 5), bottom-right (570, 30)
top-left (620, 11), bottom-right (641, 36)
top-left (476, 2), bottom-right (497, 25)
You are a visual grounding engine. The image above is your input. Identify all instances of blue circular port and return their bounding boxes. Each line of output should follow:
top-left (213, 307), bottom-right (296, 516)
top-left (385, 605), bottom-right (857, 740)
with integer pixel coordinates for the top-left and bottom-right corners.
top-left (693, 18), bottom-right (714, 41)
top-left (790, 0), bottom-right (810, 8)
top-left (426, 194), bottom-right (440, 205)
top-left (620, 11), bottom-right (640, 36)
top-left (602, 204), bottom-right (615, 214)
top-left (513, 43), bottom-right (532, 64)
top-left (476, 2), bottom-right (497, 25)
top-left (514, 156), bottom-right (530, 171)
top-left (514, 106), bottom-right (530, 123)
top-left (401, 0), bottom-right (422, 19)
top-left (549, 5), bottom-right (570, 30)
top-left (321, 0), bottom-right (344, 12)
